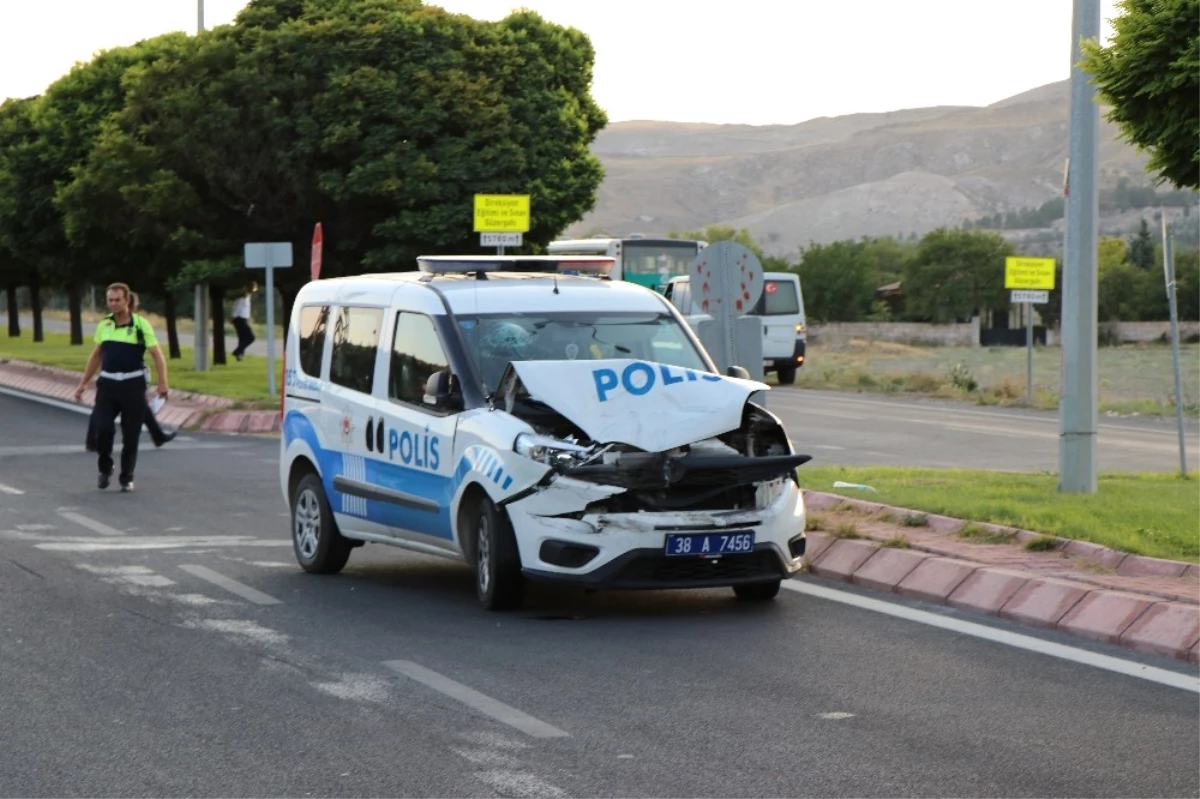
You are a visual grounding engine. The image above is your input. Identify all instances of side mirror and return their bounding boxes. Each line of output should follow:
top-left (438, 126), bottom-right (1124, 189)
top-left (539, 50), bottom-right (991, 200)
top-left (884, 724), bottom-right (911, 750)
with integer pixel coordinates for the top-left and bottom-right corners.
top-left (423, 370), bottom-right (461, 411)
top-left (726, 365), bottom-right (751, 380)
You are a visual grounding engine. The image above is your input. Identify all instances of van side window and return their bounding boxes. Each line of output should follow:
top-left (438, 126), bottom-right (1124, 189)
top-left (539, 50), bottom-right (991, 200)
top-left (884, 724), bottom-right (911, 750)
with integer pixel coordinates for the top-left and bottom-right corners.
top-left (751, 280), bottom-right (800, 315)
top-left (389, 312), bottom-right (450, 406)
top-left (329, 306), bottom-right (383, 395)
top-left (297, 305), bottom-right (329, 377)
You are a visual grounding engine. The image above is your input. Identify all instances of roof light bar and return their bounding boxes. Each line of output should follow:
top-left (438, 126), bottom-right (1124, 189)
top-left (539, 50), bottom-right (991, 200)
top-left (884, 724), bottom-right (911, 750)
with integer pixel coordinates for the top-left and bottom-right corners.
top-left (417, 255), bottom-right (615, 277)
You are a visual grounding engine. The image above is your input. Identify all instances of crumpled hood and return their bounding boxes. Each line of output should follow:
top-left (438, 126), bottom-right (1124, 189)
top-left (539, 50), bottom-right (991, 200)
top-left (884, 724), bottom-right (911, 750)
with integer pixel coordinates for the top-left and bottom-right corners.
top-left (508, 359), bottom-right (769, 453)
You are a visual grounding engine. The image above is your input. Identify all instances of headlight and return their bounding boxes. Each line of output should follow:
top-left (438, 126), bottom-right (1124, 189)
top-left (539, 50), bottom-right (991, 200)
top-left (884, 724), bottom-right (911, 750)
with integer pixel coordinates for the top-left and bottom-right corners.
top-left (514, 433), bottom-right (591, 469)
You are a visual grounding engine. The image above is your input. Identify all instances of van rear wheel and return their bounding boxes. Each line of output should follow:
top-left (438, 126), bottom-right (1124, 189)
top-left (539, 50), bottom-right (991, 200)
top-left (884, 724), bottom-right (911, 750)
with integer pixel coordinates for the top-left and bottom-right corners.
top-left (291, 473), bottom-right (352, 574)
top-left (775, 363), bottom-right (797, 385)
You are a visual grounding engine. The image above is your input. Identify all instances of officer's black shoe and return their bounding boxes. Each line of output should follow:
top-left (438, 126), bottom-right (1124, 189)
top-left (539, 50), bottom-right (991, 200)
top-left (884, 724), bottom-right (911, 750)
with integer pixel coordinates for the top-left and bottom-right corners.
top-left (119, 480), bottom-right (134, 493)
top-left (155, 431), bottom-right (177, 448)
top-left (98, 472), bottom-right (112, 490)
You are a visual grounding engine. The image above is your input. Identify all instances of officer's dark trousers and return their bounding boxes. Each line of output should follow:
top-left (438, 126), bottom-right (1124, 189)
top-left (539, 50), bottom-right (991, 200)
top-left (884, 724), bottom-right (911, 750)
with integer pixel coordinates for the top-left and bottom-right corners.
top-left (94, 376), bottom-right (147, 482)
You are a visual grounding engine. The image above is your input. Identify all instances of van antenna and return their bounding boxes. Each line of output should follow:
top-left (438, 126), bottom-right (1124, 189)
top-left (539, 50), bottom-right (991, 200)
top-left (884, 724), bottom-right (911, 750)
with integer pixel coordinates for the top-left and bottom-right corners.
top-left (552, 274), bottom-right (560, 295)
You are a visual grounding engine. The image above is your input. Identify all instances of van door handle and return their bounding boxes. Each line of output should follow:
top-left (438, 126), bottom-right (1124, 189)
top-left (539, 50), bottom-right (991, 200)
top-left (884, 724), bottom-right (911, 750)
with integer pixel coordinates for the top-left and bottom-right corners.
top-left (376, 418), bottom-right (384, 453)
top-left (365, 416), bottom-right (374, 451)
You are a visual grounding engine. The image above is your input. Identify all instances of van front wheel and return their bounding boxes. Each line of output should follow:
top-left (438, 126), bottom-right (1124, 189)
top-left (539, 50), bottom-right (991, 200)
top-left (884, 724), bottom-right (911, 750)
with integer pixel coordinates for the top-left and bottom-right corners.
top-left (470, 497), bottom-right (523, 611)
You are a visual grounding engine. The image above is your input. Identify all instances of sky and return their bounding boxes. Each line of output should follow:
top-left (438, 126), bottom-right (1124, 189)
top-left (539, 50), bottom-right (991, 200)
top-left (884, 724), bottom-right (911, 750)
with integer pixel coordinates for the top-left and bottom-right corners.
top-left (0, 0), bottom-right (1121, 126)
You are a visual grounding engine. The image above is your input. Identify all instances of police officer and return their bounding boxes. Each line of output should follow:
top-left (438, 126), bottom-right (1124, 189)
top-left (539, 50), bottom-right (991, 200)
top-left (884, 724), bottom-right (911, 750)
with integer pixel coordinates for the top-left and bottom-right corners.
top-left (73, 283), bottom-right (170, 492)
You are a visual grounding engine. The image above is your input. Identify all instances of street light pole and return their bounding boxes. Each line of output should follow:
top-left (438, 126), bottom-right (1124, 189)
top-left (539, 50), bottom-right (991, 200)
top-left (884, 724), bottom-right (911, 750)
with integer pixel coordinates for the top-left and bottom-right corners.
top-left (1058, 0), bottom-right (1100, 493)
top-left (192, 0), bottom-right (211, 371)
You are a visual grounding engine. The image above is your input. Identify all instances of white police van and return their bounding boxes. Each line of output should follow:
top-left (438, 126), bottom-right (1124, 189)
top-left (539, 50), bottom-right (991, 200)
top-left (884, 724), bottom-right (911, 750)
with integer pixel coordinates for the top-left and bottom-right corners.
top-left (280, 255), bottom-right (810, 611)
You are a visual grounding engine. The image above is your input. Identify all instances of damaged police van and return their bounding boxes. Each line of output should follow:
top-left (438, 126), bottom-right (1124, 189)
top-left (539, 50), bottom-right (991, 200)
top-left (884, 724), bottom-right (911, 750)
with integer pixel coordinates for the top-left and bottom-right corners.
top-left (280, 255), bottom-right (811, 610)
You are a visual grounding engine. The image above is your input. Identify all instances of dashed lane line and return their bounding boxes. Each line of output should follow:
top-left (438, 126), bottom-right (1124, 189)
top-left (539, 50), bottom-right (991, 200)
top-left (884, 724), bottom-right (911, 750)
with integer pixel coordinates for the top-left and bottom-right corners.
top-left (58, 511), bottom-right (125, 537)
top-left (385, 660), bottom-right (570, 739)
top-left (177, 564), bottom-right (283, 605)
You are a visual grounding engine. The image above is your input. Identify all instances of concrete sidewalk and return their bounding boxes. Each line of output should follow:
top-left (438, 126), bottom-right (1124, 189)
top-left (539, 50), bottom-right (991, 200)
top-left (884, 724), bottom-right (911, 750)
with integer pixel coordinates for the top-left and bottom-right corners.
top-left (0, 357), bottom-right (280, 434)
top-left (0, 356), bottom-right (1196, 664)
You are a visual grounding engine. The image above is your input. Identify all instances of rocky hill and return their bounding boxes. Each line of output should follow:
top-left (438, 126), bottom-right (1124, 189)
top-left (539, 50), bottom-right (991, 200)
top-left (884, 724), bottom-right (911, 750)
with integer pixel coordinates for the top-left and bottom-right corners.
top-left (565, 80), bottom-right (1156, 258)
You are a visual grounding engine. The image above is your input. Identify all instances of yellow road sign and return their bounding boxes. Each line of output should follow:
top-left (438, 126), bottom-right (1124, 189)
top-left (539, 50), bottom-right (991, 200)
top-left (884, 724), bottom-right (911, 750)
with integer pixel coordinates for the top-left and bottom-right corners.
top-left (473, 194), bottom-right (530, 233)
top-left (1005, 256), bottom-right (1056, 290)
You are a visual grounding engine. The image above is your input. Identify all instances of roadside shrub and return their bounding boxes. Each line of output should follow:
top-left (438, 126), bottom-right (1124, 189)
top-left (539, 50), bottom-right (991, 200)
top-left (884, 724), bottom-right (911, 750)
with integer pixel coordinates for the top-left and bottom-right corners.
top-left (948, 362), bottom-right (978, 392)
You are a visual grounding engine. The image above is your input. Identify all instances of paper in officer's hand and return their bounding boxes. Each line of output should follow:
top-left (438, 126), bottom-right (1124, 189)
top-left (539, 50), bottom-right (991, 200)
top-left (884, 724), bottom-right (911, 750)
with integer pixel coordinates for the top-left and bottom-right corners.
top-left (150, 395), bottom-right (166, 415)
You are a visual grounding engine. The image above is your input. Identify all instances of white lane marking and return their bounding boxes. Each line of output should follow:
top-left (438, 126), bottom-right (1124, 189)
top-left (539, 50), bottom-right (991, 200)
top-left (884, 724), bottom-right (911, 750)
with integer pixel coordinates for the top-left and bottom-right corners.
top-left (818, 712), bottom-right (856, 720)
top-left (181, 618), bottom-right (289, 647)
top-left (76, 564), bottom-right (175, 588)
top-left (312, 673), bottom-right (392, 703)
top-left (178, 564), bottom-right (282, 605)
top-left (782, 581), bottom-right (1200, 693)
top-left (0, 482), bottom-right (24, 495)
top-left (472, 770), bottom-right (568, 798)
top-left (58, 511), bottom-right (125, 537)
top-left (0, 442), bottom-right (235, 456)
top-left (0, 386), bottom-right (93, 416)
top-left (23, 536), bottom-right (289, 552)
top-left (384, 660), bottom-right (570, 739)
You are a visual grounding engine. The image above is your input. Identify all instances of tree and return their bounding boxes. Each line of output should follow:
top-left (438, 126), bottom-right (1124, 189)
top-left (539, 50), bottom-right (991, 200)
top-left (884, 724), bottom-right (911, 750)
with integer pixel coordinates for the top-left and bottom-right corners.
top-left (795, 237), bottom-right (912, 323)
top-left (1082, 0), bottom-right (1200, 189)
top-left (83, 0), bottom-right (607, 333)
top-left (0, 97), bottom-right (54, 343)
top-left (902, 229), bottom-right (1012, 324)
top-left (1127, 218), bottom-right (1156, 270)
top-left (670, 225), bottom-right (794, 271)
top-left (1174, 247), bottom-right (1200, 322)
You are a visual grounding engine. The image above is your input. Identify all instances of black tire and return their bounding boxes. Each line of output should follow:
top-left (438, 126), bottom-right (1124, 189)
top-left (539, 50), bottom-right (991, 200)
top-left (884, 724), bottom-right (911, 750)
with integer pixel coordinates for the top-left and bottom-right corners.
top-left (775, 363), bottom-right (797, 385)
top-left (733, 580), bottom-right (781, 601)
top-left (291, 473), bottom-right (352, 575)
top-left (469, 496), bottom-right (523, 611)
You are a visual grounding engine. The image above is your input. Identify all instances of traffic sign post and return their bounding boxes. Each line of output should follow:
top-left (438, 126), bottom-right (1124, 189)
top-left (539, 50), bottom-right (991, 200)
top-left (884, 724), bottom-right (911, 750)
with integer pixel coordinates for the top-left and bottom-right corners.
top-left (688, 241), bottom-right (764, 378)
top-left (244, 242), bottom-right (293, 396)
top-left (311, 223), bottom-right (323, 282)
top-left (474, 194), bottom-right (530, 255)
top-left (1006, 257), bottom-right (1056, 406)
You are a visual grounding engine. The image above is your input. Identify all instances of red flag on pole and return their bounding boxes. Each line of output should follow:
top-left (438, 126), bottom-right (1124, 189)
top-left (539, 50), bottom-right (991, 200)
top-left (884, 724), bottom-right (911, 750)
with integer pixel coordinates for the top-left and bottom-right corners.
top-left (311, 222), bottom-right (323, 281)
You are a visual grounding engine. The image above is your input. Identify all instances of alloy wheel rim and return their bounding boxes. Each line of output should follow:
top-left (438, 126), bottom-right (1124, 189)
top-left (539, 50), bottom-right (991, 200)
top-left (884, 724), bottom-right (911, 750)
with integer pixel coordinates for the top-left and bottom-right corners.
top-left (295, 488), bottom-right (320, 559)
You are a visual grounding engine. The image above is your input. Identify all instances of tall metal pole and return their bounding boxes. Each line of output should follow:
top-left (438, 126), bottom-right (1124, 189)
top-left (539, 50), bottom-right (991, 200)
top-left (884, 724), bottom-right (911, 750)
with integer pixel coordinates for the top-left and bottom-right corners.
top-left (1059, 0), bottom-right (1100, 493)
top-left (192, 0), bottom-right (211, 372)
top-left (1160, 211), bottom-right (1188, 476)
top-left (1025, 301), bottom-right (1034, 404)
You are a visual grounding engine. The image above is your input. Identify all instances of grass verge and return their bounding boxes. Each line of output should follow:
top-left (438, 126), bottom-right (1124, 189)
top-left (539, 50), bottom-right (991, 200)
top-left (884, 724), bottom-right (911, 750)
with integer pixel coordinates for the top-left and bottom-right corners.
top-left (0, 331), bottom-right (278, 405)
top-left (799, 465), bottom-right (1199, 562)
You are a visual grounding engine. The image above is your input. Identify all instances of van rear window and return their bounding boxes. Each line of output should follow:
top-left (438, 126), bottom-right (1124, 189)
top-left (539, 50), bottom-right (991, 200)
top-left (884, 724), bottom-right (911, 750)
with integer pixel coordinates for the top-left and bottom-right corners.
top-left (751, 280), bottom-right (799, 316)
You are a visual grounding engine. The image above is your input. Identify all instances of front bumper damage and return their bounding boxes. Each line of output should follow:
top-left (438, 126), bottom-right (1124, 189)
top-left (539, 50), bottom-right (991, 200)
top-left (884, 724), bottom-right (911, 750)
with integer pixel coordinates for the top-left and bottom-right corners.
top-left (505, 470), bottom-right (808, 589)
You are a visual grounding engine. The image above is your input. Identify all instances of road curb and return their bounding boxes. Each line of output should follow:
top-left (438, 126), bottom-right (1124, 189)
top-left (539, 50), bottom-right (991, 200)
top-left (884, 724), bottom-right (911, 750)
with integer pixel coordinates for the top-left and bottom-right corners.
top-left (801, 502), bottom-right (1200, 662)
top-left (0, 357), bottom-right (281, 435)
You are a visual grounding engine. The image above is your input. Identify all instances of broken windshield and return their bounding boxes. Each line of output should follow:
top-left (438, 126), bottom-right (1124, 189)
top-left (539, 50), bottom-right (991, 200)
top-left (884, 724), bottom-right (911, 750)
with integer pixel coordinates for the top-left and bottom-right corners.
top-left (457, 311), bottom-right (709, 395)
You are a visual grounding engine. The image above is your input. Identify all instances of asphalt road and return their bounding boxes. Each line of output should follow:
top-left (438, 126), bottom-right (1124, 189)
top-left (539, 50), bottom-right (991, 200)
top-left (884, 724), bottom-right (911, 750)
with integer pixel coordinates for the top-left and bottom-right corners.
top-left (763, 388), bottom-right (1200, 473)
top-left (0, 393), bottom-right (1197, 797)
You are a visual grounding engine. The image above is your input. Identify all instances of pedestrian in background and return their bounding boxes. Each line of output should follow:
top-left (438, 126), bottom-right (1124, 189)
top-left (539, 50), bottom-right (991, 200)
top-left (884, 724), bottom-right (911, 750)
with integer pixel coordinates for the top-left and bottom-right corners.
top-left (231, 281), bottom-right (257, 361)
top-left (73, 283), bottom-right (170, 492)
